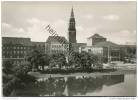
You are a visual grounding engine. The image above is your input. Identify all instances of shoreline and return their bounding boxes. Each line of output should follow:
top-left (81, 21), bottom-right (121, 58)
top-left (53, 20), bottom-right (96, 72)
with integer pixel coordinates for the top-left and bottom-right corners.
top-left (28, 69), bottom-right (136, 78)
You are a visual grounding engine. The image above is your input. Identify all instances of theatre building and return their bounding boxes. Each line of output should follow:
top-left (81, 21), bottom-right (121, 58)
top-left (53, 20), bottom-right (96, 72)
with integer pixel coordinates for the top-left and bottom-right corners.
top-left (80, 33), bottom-right (121, 63)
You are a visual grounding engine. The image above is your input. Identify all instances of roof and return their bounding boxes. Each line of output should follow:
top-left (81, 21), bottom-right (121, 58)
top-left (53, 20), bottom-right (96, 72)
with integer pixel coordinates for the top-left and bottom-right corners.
top-left (72, 43), bottom-right (86, 47)
top-left (2, 37), bottom-right (32, 46)
top-left (93, 41), bottom-right (119, 48)
top-left (88, 33), bottom-right (106, 39)
top-left (46, 36), bottom-right (68, 44)
top-left (119, 45), bottom-right (136, 48)
top-left (32, 42), bottom-right (45, 46)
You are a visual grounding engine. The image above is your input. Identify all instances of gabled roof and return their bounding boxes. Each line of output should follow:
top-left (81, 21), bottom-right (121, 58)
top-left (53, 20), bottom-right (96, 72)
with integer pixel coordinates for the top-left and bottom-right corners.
top-left (2, 37), bottom-right (32, 46)
top-left (93, 41), bottom-right (119, 48)
top-left (46, 36), bottom-right (68, 44)
top-left (88, 33), bottom-right (106, 39)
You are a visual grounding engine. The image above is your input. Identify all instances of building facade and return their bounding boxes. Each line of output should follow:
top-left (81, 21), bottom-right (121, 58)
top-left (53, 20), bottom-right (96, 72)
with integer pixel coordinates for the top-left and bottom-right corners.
top-left (79, 46), bottom-right (104, 55)
top-left (32, 42), bottom-right (45, 54)
top-left (87, 34), bottom-right (107, 46)
top-left (2, 37), bottom-right (32, 65)
top-left (45, 36), bottom-right (69, 55)
top-left (81, 34), bottom-right (121, 63)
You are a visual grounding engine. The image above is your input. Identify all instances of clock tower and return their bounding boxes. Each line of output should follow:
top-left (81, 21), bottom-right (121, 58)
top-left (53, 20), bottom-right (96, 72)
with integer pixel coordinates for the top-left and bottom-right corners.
top-left (68, 7), bottom-right (76, 43)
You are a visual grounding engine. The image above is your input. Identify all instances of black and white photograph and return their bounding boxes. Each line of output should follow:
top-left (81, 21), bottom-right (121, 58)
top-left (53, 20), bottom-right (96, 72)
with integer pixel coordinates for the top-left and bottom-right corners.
top-left (1, 1), bottom-right (137, 97)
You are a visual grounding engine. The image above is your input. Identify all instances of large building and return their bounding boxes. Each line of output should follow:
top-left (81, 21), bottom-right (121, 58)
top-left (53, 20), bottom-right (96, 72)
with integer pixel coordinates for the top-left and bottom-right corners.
top-left (32, 42), bottom-right (45, 53)
top-left (2, 37), bottom-right (32, 64)
top-left (80, 34), bottom-right (121, 63)
top-left (87, 33), bottom-right (107, 46)
top-left (45, 36), bottom-right (69, 55)
top-left (45, 7), bottom-right (86, 55)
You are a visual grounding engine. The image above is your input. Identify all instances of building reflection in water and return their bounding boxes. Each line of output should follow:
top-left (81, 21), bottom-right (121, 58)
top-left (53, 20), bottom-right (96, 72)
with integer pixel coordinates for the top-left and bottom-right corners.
top-left (16, 74), bottom-right (124, 96)
top-left (33, 74), bottom-right (124, 96)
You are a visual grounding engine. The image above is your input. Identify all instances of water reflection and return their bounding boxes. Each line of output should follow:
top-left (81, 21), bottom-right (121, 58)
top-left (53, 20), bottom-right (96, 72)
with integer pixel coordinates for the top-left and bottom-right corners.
top-left (34, 74), bottom-right (125, 96)
top-left (36, 77), bottom-right (66, 96)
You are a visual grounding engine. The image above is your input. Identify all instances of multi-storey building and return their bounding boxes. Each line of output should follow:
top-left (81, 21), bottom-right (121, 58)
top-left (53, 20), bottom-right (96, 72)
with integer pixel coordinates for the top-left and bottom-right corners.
top-left (80, 34), bottom-right (121, 63)
top-left (45, 36), bottom-right (69, 55)
top-left (32, 42), bottom-right (45, 54)
top-left (87, 34), bottom-right (107, 46)
top-left (2, 37), bottom-right (32, 64)
top-left (93, 41), bottom-right (121, 63)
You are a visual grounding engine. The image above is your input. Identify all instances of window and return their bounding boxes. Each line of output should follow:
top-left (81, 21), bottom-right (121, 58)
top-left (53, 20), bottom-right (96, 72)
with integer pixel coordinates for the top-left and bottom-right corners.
top-left (88, 49), bottom-right (91, 52)
top-left (14, 51), bottom-right (16, 54)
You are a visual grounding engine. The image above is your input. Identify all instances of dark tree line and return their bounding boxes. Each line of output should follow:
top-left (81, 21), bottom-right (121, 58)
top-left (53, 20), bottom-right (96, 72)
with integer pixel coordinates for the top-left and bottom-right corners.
top-left (26, 49), bottom-right (102, 72)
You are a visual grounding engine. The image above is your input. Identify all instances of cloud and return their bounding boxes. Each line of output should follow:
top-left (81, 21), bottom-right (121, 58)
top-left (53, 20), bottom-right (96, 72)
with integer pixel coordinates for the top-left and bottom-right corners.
top-left (76, 26), bottom-right (97, 43)
top-left (2, 19), bottom-right (136, 45)
top-left (84, 15), bottom-right (94, 20)
top-left (26, 18), bottom-right (50, 42)
top-left (27, 18), bottom-right (40, 24)
top-left (76, 26), bottom-right (84, 32)
top-left (26, 18), bottom-right (67, 42)
top-left (103, 15), bottom-right (120, 21)
top-left (101, 30), bottom-right (136, 45)
top-left (2, 22), bottom-right (28, 37)
top-left (2, 23), bottom-right (12, 28)
top-left (52, 19), bottom-right (67, 38)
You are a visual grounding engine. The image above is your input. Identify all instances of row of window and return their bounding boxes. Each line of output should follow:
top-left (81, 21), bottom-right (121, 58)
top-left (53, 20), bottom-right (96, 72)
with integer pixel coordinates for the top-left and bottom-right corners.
top-left (3, 55), bottom-right (25, 58)
top-left (51, 44), bottom-right (68, 48)
top-left (3, 46), bottom-right (30, 50)
top-left (87, 49), bottom-right (103, 54)
top-left (3, 51), bottom-right (27, 54)
top-left (51, 50), bottom-right (66, 54)
top-left (111, 52), bottom-right (120, 56)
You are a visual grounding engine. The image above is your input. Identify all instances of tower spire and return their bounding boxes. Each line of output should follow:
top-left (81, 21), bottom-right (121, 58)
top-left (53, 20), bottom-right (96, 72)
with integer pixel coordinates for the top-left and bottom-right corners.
top-left (71, 7), bottom-right (74, 18)
top-left (68, 7), bottom-right (76, 43)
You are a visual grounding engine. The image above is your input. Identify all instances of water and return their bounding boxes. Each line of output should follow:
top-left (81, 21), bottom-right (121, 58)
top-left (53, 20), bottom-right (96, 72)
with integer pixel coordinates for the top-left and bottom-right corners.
top-left (16, 74), bottom-right (136, 96)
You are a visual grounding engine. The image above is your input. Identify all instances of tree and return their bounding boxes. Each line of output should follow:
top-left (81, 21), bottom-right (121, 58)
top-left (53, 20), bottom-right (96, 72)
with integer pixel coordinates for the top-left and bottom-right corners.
top-left (80, 52), bottom-right (92, 70)
top-left (57, 53), bottom-right (66, 69)
top-left (39, 54), bottom-right (50, 71)
top-left (3, 60), bottom-right (13, 75)
top-left (49, 53), bottom-right (66, 69)
top-left (27, 49), bottom-right (42, 71)
top-left (68, 52), bottom-right (81, 68)
top-left (3, 62), bottom-right (36, 96)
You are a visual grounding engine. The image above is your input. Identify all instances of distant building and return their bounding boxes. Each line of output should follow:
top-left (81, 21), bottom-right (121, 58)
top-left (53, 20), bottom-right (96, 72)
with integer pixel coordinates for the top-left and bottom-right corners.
top-left (32, 42), bottom-right (45, 53)
top-left (93, 41), bottom-right (121, 63)
top-left (72, 43), bottom-right (86, 52)
top-left (45, 36), bottom-right (69, 55)
top-left (119, 44), bottom-right (136, 61)
top-left (87, 34), bottom-right (107, 46)
top-left (80, 38), bottom-right (121, 63)
top-left (2, 37), bottom-right (32, 64)
top-left (79, 46), bottom-right (103, 55)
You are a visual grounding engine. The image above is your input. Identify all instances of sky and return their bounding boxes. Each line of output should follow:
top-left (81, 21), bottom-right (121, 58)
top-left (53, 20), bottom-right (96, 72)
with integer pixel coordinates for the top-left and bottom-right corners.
top-left (1, 1), bottom-right (136, 45)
